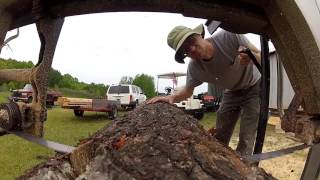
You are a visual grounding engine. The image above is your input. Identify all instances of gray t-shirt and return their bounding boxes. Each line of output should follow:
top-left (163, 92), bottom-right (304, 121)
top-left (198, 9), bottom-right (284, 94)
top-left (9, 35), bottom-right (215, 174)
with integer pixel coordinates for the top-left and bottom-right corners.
top-left (186, 30), bottom-right (261, 91)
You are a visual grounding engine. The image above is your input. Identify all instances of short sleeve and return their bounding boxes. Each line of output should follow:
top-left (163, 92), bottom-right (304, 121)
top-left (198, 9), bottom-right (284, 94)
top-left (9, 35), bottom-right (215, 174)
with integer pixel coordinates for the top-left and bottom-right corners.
top-left (219, 31), bottom-right (251, 48)
top-left (186, 63), bottom-right (203, 88)
top-left (235, 34), bottom-right (251, 47)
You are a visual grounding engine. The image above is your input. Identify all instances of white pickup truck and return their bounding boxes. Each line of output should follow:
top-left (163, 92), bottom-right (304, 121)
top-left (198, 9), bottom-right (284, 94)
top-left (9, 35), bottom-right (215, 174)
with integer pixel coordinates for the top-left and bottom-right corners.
top-left (106, 84), bottom-right (147, 109)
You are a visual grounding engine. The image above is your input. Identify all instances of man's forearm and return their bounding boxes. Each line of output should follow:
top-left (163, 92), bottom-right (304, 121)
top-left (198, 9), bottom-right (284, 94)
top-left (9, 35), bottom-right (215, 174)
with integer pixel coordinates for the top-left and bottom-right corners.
top-left (171, 87), bottom-right (193, 103)
top-left (252, 51), bottom-right (261, 65)
top-left (247, 43), bottom-right (261, 65)
top-left (172, 93), bottom-right (188, 103)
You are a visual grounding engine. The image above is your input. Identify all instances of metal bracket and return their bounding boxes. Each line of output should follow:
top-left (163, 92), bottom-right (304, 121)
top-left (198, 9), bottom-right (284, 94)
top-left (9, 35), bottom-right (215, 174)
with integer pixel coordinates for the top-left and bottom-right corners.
top-left (301, 143), bottom-right (320, 180)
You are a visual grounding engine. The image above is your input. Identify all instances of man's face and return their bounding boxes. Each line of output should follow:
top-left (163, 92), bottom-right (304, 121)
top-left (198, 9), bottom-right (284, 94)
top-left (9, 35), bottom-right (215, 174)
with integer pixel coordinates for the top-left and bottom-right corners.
top-left (180, 34), bottom-right (206, 60)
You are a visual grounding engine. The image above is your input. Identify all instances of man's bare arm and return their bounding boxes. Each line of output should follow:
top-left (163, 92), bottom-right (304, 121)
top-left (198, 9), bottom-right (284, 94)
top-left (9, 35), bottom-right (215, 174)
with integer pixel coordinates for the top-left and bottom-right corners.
top-left (171, 86), bottom-right (194, 103)
top-left (247, 43), bottom-right (261, 64)
top-left (147, 86), bottom-right (194, 104)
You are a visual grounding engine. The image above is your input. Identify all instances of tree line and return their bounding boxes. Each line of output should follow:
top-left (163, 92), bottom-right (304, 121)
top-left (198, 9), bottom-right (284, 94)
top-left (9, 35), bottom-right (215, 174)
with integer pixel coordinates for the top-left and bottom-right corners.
top-left (0, 58), bottom-right (156, 98)
top-left (119, 75), bottom-right (156, 98)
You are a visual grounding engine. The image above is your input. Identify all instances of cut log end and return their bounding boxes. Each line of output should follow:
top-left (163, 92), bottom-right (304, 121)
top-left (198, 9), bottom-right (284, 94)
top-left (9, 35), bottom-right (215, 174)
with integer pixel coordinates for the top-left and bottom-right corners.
top-left (18, 103), bottom-right (276, 180)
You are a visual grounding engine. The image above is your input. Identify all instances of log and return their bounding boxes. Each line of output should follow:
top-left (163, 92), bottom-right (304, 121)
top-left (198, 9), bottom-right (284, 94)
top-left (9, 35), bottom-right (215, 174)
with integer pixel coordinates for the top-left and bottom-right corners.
top-left (18, 103), bottom-right (276, 180)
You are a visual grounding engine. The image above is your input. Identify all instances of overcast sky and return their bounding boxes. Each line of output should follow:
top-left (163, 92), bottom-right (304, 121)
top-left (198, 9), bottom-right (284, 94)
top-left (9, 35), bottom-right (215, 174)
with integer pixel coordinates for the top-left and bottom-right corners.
top-left (0, 12), bottom-right (267, 94)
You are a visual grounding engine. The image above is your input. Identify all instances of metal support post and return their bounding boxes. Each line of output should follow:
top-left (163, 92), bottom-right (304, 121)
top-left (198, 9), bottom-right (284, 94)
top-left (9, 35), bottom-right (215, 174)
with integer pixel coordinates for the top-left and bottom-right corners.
top-left (253, 35), bottom-right (270, 164)
top-left (301, 143), bottom-right (320, 180)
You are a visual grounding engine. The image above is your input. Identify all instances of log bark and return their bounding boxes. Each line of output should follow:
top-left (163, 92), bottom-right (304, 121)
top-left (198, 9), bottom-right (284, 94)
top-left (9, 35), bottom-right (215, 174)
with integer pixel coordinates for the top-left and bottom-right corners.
top-left (18, 103), bottom-right (276, 180)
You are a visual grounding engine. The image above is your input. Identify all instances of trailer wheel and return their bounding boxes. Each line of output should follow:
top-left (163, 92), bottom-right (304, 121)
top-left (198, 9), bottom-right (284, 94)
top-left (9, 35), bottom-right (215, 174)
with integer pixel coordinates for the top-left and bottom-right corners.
top-left (74, 110), bottom-right (84, 117)
top-left (193, 109), bottom-right (204, 120)
top-left (27, 96), bottom-right (33, 103)
top-left (108, 106), bottom-right (118, 120)
top-left (46, 101), bottom-right (54, 108)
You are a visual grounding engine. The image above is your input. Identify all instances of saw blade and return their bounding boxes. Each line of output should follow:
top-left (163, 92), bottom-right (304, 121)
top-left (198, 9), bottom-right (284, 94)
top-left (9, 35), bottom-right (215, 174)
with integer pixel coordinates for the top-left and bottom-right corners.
top-left (243, 144), bottom-right (310, 163)
top-left (0, 127), bottom-right (75, 153)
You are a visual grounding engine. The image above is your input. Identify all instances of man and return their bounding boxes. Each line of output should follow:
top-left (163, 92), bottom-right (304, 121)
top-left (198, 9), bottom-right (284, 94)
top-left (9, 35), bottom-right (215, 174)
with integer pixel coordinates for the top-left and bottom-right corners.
top-left (148, 24), bottom-right (261, 156)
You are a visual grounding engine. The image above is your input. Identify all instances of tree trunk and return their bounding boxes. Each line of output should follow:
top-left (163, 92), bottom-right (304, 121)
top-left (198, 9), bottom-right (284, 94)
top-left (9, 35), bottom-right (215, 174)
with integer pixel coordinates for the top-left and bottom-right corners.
top-left (18, 103), bottom-right (276, 180)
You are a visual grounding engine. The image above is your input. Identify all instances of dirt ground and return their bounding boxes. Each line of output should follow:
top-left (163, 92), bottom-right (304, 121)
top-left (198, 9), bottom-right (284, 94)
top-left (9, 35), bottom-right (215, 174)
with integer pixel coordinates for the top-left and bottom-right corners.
top-left (229, 116), bottom-right (309, 180)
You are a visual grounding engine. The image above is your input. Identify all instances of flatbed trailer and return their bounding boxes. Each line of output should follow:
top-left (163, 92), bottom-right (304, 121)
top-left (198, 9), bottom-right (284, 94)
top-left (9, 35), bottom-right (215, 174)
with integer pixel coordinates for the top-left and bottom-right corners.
top-left (60, 97), bottom-right (120, 120)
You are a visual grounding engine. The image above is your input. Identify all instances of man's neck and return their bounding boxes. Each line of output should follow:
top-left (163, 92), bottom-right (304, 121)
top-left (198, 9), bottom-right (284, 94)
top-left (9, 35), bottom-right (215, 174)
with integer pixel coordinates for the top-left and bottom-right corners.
top-left (203, 39), bottom-right (215, 61)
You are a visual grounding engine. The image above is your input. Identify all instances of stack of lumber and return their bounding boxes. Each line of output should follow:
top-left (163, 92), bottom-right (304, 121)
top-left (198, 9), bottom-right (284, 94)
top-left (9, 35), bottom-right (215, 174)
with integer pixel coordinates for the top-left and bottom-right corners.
top-left (59, 97), bottom-right (93, 109)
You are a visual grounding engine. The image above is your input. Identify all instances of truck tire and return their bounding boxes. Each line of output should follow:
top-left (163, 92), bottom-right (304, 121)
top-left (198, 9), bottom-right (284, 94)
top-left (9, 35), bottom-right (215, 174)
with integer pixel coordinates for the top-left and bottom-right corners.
top-left (130, 100), bottom-right (138, 110)
top-left (134, 100), bottom-right (139, 108)
top-left (108, 106), bottom-right (118, 120)
top-left (74, 110), bottom-right (84, 117)
top-left (193, 109), bottom-right (204, 120)
top-left (46, 100), bottom-right (54, 108)
top-left (27, 96), bottom-right (33, 103)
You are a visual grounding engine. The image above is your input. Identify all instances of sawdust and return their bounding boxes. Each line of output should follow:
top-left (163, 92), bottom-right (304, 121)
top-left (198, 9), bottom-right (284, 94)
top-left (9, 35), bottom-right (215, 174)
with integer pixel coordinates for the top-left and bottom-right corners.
top-left (229, 121), bottom-right (308, 180)
top-left (258, 134), bottom-right (308, 180)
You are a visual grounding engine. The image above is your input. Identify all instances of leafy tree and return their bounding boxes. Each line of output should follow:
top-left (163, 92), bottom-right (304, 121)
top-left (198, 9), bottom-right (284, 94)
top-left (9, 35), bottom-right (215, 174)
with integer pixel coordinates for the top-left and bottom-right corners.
top-left (83, 83), bottom-right (107, 98)
top-left (132, 74), bottom-right (156, 99)
top-left (119, 76), bottom-right (133, 84)
top-left (48, 68), bottom-right (63, 88)
top-left (7, 81), bottom-right (24, 90)
top-left (58, 74), bottom-right (79, 89)
top-left (0, 58), bottom-right (33, 69)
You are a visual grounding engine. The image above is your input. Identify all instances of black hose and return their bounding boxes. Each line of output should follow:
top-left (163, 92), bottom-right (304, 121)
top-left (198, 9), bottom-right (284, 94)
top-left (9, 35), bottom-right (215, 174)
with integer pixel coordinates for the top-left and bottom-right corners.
top-left (240, 48), bottom-right (262, 73)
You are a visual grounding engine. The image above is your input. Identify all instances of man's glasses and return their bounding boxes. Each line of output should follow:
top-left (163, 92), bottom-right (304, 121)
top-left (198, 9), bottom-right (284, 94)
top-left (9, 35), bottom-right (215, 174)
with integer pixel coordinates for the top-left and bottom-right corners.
top-left (181, 35), bottom-right (198, 56)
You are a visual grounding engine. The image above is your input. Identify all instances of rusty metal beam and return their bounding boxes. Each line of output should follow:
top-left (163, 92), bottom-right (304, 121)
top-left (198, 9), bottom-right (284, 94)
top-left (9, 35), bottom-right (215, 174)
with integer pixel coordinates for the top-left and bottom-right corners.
top-left (0, 9), bottom-right (12, 54)
top-left (23, 16), bottom-right (64, 137)
top-left (281, 91), bottom-right (320, 144)
top-left (295, 116), bottom-right (320, 144)
top-left (301, 143), bottom-right (320, 180)
top-left (263, 0), bottom-right (320, 114)
top-left (0, 69), bottom-right (31, 83)
top-left (281, 91), bottom-right (303, 132)
top-left (6, 0), bottom-right (268, 34)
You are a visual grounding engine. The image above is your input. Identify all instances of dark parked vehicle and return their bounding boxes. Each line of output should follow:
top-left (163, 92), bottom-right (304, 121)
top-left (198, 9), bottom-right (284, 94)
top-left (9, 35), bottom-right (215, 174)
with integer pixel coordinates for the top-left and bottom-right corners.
top-left (197, 93), bottom-right (221, 112)
top-left (10, 84), bottom-right (62, 106)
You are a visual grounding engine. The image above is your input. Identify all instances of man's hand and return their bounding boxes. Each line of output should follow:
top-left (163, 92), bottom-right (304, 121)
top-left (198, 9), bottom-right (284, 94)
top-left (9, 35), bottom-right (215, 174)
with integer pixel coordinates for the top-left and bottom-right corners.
top-left (238, 46), bottom-right (252, 65)
top-left (147, 95), bottom-right (175, 104)
top-left (147, 86), bottom-right (193, 105)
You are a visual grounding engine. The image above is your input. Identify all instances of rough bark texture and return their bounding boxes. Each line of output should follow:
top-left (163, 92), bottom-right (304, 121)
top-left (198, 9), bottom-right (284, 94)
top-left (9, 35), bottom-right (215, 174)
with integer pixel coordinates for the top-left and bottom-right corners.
top-left (18, 103), bottom-right (275, 180)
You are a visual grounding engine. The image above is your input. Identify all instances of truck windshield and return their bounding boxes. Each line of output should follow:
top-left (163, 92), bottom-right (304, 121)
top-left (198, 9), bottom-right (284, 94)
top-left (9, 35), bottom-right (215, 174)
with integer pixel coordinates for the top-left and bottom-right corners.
top-left (23, 84), bottom-right (33, 91)
top-left (108, 85), bottom-right (129, 94)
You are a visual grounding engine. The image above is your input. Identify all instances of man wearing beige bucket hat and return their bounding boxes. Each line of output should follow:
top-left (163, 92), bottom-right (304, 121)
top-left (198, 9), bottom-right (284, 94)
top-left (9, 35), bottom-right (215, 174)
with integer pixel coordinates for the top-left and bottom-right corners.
top-left (148, 24), bottom-right (261, 156)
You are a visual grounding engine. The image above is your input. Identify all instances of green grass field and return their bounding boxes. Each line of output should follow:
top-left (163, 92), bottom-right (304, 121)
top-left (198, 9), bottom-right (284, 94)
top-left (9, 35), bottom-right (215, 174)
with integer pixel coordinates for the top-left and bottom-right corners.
top-left (0, 91), bottom-right (10, 103)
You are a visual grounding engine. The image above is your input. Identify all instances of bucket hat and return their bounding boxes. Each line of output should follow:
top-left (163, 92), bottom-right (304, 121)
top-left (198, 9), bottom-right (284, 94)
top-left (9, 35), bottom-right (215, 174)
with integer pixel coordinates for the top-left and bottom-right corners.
top-left (167, 24), bottom-right (204, 63)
